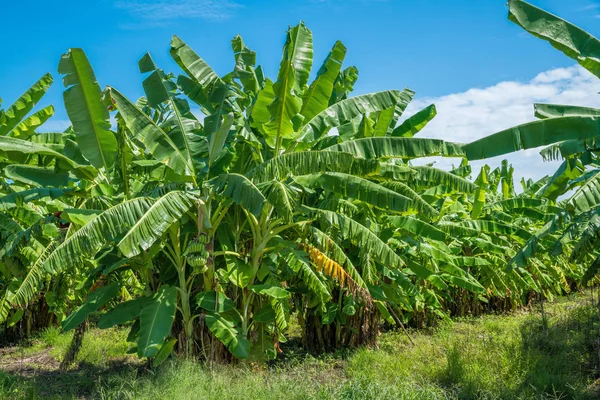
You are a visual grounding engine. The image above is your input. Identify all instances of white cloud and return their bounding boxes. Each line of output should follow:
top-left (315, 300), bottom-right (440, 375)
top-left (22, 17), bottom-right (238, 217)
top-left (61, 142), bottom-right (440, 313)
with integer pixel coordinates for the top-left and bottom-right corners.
top-left (114, 0), bottom-right (241, 27)
top-left (403, 65), bottom-right (600, 187)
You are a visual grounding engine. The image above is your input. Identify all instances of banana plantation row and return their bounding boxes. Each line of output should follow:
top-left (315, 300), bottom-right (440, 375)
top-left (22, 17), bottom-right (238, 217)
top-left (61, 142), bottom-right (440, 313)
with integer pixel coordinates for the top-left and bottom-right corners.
top-left (1, 0), bottom-right (600, 365)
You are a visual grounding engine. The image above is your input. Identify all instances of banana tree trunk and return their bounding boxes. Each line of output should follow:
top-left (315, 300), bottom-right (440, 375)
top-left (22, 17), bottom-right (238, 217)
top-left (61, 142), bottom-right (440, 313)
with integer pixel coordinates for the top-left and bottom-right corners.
top-left (301, 300), bottom-right (380, 353)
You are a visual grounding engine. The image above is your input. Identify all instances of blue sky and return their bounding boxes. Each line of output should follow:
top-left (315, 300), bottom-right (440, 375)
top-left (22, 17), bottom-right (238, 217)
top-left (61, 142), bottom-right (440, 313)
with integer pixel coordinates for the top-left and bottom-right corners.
top-left (2, 0), bottom-right (600, 181)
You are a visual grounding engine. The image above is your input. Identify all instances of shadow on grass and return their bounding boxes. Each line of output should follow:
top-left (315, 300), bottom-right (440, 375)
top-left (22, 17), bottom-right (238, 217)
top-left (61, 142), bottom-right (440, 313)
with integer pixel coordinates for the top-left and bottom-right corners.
top-left (438, 302), bottom-right (600, 400)
top-left (0, 360), bottom-right (145, 400)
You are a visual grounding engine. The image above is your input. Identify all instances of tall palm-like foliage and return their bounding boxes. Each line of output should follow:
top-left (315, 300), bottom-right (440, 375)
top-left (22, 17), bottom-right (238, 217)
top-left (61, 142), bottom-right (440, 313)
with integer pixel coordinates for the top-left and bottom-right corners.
top-left (1, 7), bottom-right (594, 365)
top-left (463, 0), bottom-right (600, 285)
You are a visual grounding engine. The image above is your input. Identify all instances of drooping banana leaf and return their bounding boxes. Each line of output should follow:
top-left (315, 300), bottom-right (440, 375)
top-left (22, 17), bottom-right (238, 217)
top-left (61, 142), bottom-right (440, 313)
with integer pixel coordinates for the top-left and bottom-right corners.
top-left (138, 52), bottom-right (201, 174)
top-left (325, 137), bottom-right (465, 160)
top-left (508, 211), bottom-right (569, 269)
top-left (570, 212), bottom-right (600, 262)
top-left (247, 151), bottom-right (378, 182)
top-left (539, 137), bottom-right (600, 162)
top-left (258, 180), bottom-right (297, 222)
top-left (568, 171), bottom-right (600, 214)
top-left (0, 136), bottom-right (97, 180)
top-left (108, 87), bottom-right (193, 176)
top-left (4, 165), bottom-right (69, 188)
top-left (138, 285), bottom-right (177, 358)
top-left (204, 312), bottom-right (250, 359)
top-left (118, 191), bottom-right (198, 258)
top-left (283, 247), bottom-right (330, 302)
top-left (297, 90), bottom-right (401, 144)
top-left (486, 197), bottom-right (550, 212)
top-left (316, 209), bottom-right (407, 270)
top-left (210, 173), bottom-right (265, 217)
top-left (308, 226), bottom-right (366, 288)
top-left (379, 181), bottom-right (438, 219)
top-left (464, 116), bottom-right (600, 160)
top-left (456, 220), bottom-right (531, 241)
top-left (62, 283), bottom-right (121, 331)
top-left (412, 166), bottom-right (477, 193)
top-left (508, 0), bottom-right (600, 79)
top-left (41, 198), bottom-right (155, 275)
top-left (535, 104), bottom-right (600, 119)
top-left (10, 241), bottom-right (59, 309)
top-left (295, 172), bottom-right (411, 212)
top-left (0, 188), bottom-right (74, 212)
top-left (386, 216), bottom-right (447, 241)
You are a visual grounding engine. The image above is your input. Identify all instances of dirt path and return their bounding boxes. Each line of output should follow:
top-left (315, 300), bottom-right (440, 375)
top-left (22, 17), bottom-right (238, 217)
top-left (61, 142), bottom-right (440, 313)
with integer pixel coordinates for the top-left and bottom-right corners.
top-left (0, 346), bottom-right (60, 376)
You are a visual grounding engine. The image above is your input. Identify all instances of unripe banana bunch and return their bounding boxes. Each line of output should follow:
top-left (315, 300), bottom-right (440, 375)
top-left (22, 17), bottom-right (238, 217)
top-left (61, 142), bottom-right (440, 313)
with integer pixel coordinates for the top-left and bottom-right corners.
top-left (185, 235), bottom-right (210, 272)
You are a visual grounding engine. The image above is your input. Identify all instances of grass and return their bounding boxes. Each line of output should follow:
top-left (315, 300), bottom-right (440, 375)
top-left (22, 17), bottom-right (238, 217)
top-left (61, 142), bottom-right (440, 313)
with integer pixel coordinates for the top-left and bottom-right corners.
top-left (1, 292), bottom-right (599, 399)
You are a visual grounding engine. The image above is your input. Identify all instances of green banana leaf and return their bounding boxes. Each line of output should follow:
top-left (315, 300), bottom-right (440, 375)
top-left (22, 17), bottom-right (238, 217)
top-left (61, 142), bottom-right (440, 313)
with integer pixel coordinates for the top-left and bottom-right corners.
top-left (0, 136), bottom-right (97, 180)
top-left (108, 87), bottom-right (193, 176)
top-left (300, 40), bottom-right (346, 122)
top-left (0, 188), bottom-right (74, 212)
top-left (464, 116), bottom-right (600, 160)
top-left (42, 198), bottom-right (155, 274)
top-left (0, 73), bottom-right (53, 136)
top-left (284, 248), bottom-right (331, 302)
top-left (391, 104), bottom-right (436, 138)
top-left (59, 49), bottom-right (116, 171)
top-left (508, 0), bottom-right (600, 79)
top-left (97, 296), bottom-right (152, 329)
top-left (231, 35), bottom-right (260, 94)
top-left (62, 283), bottom-right (121, 331)
top-left (258, 180), bottom-right (296, 222)
top-left (118, 191), bottom-right (198, 258)
top-left (205, 312), bottom-right (250, 359)
top-left (387, 216), bottom-right (447, 241)
top-left (295, 172), bottom-right (411, 212)
top-left (535, 104), bottom-right (600, 119)
top-left (309, 226), bottom-right (366, 288)
top-left (316, 209), bottom-right (407, 270)
top-left (263, 23), bottom-right (313, 147)
top-left (325, 137), bottom-right (465, 160)
top-left (248, 150), bottom-right (378, 182)
top-left (7, 105), bottom-right (54, 139)
top-left (170, 35), bottom-right (222, 93)
top-left (298, 90), bottom-right (401, 143)
top-left (568, 171), bottom-right (600, 214)
top-left (4, 165), bottom-right (69, 188)
top-left (210, 173), bottom-right (265, 218)
top-left (138, 285), bottom-right (177, 358)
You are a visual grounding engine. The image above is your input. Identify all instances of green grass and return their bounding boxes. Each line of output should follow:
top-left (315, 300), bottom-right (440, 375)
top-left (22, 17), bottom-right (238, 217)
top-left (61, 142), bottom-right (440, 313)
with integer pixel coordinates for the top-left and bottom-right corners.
top-left (1, 292), bottom-right (599, 399)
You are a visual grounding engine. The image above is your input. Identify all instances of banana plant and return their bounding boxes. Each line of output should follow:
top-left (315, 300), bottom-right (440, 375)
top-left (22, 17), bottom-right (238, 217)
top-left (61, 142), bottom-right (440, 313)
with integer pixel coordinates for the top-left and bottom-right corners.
top-left (3, 5), bottom-right (594, 366)
top-left (462, 0), bottom-right (600, 283)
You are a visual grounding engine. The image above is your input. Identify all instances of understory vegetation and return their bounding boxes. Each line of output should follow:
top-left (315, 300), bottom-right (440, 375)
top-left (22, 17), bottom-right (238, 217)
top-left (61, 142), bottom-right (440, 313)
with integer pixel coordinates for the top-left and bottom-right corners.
top-left (3, 0), bottom-right (600, 395)
top-left (1, 292), bottom-right (599, 399)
